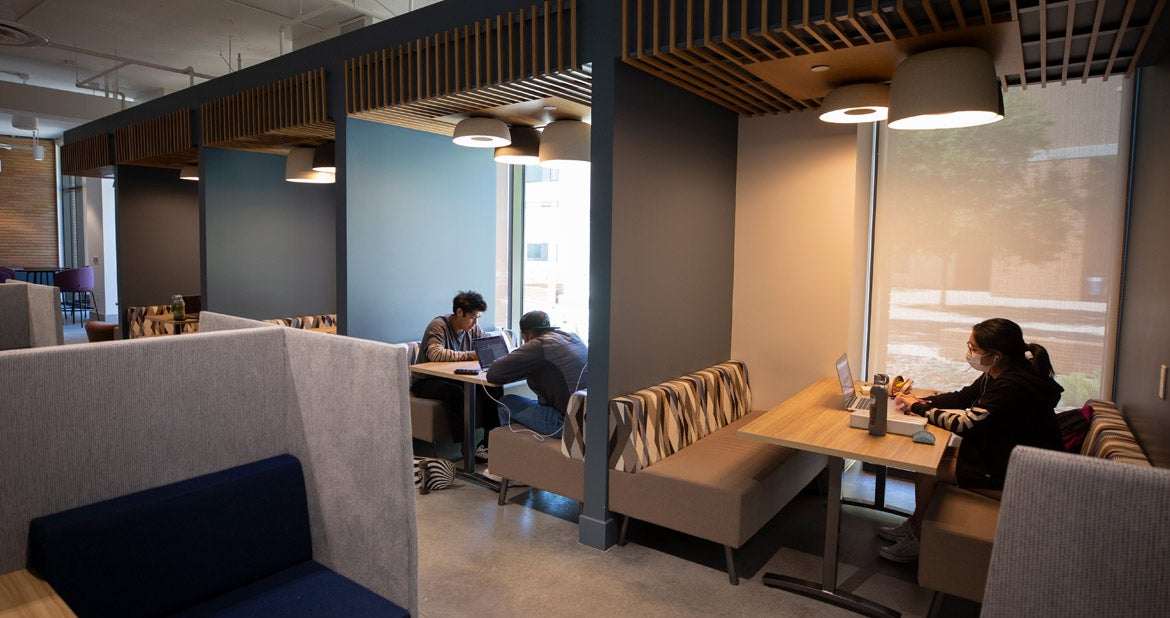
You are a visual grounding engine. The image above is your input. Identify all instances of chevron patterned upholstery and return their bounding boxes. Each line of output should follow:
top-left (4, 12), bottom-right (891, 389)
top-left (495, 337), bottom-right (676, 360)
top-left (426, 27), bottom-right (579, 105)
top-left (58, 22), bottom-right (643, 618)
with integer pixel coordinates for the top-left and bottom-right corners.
top-left (562, 361), bottom-right (751, 473)
top-left (127, 305), bottom-right (199, 338)
top-left (261, 314), bottom-right (337, 329)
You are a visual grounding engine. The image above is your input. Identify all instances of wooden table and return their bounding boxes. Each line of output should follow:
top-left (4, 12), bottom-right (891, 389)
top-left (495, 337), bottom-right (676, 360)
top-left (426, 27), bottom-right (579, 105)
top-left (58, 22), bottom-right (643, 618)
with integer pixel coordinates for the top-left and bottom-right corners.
top-left (144, 314), bottom-right (200, 335)
top-left (410, 361), bottom-right (501, 479)
top-left (0, 569), bottom-right (74, 617)
top-left (738, 377), bottom-right (951, 618)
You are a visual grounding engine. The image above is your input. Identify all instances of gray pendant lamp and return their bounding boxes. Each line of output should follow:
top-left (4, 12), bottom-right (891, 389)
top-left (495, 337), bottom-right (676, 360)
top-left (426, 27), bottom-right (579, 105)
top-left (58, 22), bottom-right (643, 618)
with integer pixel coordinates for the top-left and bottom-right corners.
top-left (452, 117), bottom-right (511, 148)
top-left (888, 47), bottom-right (1005, 130)
top-left (818, 83), bottom-right (890, 124)
top-left (286, 147), bottom-right (334, 183)
top-left (494, 126), bottom-right (541, 165)
top-left (538, 120), bottom-right (590, 169)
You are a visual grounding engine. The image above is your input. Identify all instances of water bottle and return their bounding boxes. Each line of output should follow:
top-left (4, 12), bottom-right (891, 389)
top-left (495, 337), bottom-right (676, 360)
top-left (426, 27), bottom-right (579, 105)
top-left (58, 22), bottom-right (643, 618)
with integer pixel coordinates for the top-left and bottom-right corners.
top-left (869, 373), bottom-right (889, 437)
top-left (171, 294), bottom-right (186, 321)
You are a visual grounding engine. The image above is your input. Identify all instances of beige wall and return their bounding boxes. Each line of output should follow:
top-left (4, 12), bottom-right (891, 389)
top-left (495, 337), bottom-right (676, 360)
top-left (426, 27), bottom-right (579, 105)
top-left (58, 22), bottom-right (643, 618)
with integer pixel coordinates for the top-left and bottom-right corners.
top-left (732, 111), bottom-right (866, 409)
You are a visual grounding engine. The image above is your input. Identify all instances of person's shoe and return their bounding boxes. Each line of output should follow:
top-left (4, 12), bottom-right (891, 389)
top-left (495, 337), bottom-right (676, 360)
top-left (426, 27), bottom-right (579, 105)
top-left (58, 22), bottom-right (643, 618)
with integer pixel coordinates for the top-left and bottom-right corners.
top-left (877, 519), bottom-right (914, 543)
top-left (878, 532), bottom-right (920, 563)
top-left (474, 443), bottom-right (489, 463)
top-left (480, 467), bottom-right (502, 482)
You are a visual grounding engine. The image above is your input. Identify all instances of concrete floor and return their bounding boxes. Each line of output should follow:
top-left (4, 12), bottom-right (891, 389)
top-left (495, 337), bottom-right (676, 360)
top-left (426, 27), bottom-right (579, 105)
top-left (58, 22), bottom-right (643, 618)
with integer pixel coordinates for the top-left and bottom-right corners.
top-left (414, 461), bottom-right (974, 618)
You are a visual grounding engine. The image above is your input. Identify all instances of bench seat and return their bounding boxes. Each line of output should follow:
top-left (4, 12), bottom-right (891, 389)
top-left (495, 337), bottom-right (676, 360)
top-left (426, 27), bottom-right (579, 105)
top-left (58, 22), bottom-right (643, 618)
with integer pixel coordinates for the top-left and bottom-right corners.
top-left (919, 484), bottom-right (1001, 603)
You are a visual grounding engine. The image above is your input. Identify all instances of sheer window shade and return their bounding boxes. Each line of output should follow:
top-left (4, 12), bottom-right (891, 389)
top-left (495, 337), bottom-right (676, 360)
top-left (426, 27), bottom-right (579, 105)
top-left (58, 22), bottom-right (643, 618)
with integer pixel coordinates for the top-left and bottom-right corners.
top-left (868, 79), bottom-right (1131, 408)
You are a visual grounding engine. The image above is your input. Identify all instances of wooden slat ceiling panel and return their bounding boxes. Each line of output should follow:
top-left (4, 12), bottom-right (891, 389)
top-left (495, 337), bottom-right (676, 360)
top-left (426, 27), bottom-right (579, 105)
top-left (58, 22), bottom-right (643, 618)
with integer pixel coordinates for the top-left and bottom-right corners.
top-left (60, 134), bottom-right (114, 179)
top-left (114, 109), bottom-right (195, 169)
top-left (347, 0), bottom-right (591, 135)
top-left (201, 68), bottom-right (334, 153)
top-left (621, 0), bottom-right (1167, 116)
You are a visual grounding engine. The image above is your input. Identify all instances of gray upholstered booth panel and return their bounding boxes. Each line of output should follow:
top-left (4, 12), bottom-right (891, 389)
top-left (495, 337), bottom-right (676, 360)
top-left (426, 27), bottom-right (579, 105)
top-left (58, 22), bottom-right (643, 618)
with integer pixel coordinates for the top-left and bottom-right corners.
top-left (0, 281), bottom-right (64, 350)
top-left (0, 318), bottom-right (418, 616)
top-left (981, 447), bottom-right (1170, 617)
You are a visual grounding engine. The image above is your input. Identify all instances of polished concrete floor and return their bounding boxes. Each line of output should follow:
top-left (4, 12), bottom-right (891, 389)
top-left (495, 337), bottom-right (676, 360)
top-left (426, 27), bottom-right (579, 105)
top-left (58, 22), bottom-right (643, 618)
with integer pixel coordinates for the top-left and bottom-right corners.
top-left (414, 453), bottom-right (979, 618)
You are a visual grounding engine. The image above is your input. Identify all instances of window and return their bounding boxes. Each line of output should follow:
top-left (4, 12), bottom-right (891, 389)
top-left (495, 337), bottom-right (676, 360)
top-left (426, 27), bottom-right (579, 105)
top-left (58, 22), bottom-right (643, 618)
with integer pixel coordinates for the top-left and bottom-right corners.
top-left (516, 163), bottom-right (590, 340)
top-left (867, 79), bottom-right (1131, 408)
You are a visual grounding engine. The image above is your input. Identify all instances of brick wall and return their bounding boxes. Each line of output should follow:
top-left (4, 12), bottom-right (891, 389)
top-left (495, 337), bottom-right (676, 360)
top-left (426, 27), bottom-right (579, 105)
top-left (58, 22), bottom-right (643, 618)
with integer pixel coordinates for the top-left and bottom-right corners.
top-left (0, 136), bottom-right (58, 268)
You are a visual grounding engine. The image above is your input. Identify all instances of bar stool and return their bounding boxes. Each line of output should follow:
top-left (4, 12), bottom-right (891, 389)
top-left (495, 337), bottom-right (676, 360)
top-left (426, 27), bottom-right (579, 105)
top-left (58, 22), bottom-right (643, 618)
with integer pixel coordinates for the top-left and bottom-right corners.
top-left (54, 267), bottom-right (96, 324)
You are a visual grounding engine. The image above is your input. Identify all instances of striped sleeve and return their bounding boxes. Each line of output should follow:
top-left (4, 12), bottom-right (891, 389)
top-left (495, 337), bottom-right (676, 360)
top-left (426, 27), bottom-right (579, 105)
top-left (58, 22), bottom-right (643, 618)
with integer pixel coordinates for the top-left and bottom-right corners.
top-left (924, 405), bottom-right (991, 434)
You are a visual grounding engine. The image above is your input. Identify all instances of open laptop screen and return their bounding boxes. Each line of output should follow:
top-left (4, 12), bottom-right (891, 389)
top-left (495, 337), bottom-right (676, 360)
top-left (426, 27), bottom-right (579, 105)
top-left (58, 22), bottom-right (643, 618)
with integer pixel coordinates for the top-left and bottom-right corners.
top-left (472, 335), bottom-right (509, 370)
top-left (835, 354), bottom-right (857, 402)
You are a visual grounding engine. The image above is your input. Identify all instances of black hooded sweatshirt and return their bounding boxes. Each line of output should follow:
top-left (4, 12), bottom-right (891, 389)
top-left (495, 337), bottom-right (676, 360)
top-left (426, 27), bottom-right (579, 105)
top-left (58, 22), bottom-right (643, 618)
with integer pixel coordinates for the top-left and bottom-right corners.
top-left (909, 368), bottom-right (1064, 489)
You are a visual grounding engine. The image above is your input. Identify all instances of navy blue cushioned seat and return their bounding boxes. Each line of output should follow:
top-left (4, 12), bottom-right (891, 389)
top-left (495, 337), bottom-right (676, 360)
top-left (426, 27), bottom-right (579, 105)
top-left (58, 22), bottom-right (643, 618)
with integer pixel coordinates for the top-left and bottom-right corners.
top-left (27, 454), bottom-right (408, 617)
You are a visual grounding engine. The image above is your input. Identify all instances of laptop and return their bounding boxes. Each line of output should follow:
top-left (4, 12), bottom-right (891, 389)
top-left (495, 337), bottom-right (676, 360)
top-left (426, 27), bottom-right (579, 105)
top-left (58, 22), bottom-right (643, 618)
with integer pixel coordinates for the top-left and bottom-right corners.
top-left (835, 353), bottom-right (874, 411)
top-left (471, 335), bottom-right (509, 371)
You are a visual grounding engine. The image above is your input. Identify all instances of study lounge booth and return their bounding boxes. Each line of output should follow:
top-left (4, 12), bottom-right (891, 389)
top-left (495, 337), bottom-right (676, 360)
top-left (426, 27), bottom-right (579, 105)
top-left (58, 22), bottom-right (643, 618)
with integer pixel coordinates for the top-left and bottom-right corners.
top-left (6, 0), bottom-right (1169, 615)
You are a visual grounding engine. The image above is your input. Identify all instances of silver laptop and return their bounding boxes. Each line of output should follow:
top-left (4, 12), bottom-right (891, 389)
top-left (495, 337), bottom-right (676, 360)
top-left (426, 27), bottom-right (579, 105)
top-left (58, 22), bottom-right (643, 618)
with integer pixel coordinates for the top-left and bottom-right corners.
top-left (835, 353), bottom-right (874, 411)
top-left (471, 335), bottom-right (509, 371)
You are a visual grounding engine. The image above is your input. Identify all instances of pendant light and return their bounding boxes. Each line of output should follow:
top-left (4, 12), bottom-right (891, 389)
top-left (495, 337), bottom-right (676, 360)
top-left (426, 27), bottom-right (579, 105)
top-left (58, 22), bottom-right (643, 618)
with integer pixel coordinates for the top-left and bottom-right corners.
top-left (493, 126), bottom-right (541, 165)
top-left (311, 142), bottom-right (335, 173)
top-left (285, 147), bottom-right (334, 183)
top-left (179, 164), bottom-right (199, 181)
top-left (452, 117), bottom-right (511, 148)
top-left (888, 47), bottom-right (1004, 130)
top-left (538, 120), bottom-right (590, 169)
top-left (818, 83), bottom-right (890, 124)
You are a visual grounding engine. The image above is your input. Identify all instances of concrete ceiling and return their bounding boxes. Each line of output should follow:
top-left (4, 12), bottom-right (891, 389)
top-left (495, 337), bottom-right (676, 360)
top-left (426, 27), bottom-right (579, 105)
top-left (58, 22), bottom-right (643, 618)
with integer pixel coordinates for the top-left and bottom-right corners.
top-left (0, 0), bottom-right (442, 139)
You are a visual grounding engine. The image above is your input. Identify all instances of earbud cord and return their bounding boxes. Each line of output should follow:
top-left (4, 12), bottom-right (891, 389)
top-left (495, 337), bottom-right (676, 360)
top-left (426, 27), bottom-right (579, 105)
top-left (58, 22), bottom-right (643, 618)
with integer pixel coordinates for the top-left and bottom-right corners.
top-left (481, 356), bottom-right (587, 443)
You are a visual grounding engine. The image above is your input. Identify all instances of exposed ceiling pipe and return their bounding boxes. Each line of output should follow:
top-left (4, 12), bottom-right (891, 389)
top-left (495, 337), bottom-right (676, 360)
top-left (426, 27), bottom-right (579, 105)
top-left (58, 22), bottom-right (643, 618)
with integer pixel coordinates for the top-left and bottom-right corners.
top-left (328, 0), bottom-right (393, 20)
top-left (48, 42), bottom-right (216, 81)
top-left (76, 61), bottom-right (130, 89)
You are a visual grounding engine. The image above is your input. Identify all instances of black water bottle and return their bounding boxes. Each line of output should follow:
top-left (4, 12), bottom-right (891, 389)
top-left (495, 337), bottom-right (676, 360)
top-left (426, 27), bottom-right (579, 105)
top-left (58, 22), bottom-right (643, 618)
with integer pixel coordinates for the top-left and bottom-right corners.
top-left (869, 373), bottom-right (889, 437)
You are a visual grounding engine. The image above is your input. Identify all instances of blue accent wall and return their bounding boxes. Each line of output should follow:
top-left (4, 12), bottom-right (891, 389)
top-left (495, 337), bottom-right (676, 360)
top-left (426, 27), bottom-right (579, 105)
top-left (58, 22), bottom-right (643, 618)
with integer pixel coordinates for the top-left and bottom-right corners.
top-left (202, 147), bottom-right (336, 319)
top-left (345, 119), bottom-right (497, 343)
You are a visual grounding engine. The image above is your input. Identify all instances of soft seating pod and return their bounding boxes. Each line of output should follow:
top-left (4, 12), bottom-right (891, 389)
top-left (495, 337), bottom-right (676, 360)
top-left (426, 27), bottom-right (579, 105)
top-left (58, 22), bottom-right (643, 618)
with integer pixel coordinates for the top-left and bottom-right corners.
top-left (0, 312), bottom-right (417, 616)
top-left (28, 455), bottom-right (408, 617)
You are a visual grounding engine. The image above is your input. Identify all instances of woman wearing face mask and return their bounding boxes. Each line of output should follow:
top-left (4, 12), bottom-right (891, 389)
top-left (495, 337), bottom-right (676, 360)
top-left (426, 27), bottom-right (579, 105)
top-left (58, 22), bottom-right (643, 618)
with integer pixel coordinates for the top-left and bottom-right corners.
top-left (877, 318), bottom-right (1064, 563)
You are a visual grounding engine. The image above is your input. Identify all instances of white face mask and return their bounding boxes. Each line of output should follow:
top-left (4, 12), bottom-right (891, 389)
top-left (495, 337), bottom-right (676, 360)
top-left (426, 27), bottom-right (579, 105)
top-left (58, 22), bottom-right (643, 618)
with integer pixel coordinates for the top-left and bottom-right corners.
top-left (966, 350), bottom-right (997, 373)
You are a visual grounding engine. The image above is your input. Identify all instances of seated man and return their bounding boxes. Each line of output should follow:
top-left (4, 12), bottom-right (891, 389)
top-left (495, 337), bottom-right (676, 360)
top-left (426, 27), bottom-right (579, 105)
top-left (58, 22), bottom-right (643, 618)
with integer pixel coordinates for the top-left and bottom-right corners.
top-left (486, 310), bottom-right (588, 438)
top-left (411, 290), bottom-right (501, 461)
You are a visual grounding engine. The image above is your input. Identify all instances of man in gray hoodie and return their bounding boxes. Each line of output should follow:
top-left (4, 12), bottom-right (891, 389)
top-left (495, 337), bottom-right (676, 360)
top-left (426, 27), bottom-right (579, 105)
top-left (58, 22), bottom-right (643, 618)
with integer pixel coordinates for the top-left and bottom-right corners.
top-left (486, 310), bottom-right (587, 438)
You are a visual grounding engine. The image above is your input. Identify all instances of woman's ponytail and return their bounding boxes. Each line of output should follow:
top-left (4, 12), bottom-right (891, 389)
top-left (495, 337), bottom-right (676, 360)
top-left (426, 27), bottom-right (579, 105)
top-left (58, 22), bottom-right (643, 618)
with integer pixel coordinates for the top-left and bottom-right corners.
top-left (1025, 342), bottom-right (1055, 378)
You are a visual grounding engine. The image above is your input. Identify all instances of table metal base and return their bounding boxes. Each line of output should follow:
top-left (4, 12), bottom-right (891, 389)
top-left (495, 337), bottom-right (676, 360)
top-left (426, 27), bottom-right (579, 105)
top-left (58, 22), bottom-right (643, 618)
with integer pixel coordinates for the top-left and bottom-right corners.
top-left (762, 573), bottom-right (900, 618)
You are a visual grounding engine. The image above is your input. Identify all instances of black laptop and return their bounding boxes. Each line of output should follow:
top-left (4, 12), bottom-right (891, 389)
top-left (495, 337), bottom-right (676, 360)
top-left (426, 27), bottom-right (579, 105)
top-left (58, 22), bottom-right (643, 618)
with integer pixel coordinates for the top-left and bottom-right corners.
top-left (471, 335), bottom-right (509, 371)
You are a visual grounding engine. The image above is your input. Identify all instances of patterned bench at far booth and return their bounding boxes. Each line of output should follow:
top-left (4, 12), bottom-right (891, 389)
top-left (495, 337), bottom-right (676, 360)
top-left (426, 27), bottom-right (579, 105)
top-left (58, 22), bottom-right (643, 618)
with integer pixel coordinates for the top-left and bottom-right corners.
top-left (489, 360), bottom-right (828, 585)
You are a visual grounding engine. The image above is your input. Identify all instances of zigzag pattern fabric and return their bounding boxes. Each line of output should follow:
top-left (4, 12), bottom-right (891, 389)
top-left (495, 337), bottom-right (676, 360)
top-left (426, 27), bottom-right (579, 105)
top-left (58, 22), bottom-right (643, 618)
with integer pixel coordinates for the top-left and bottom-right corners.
top-left (261, 314), bottom-right (337, 329)
top-left (127, 305), bottom-right (199, 338)
top-left (1080, 399), bottom-right (1150, 465)
top-left (562, 361), bottom-right (751, 473)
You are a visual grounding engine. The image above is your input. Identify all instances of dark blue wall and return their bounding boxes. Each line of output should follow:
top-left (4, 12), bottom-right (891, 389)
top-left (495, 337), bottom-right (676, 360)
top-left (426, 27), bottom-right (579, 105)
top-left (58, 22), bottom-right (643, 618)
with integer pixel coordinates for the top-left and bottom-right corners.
top-left (344, 119), bottom-right (497, 344)
top-left (202, 147), bottom-right (336, 319)
top-left (114, 164), bottom-right (200, 330)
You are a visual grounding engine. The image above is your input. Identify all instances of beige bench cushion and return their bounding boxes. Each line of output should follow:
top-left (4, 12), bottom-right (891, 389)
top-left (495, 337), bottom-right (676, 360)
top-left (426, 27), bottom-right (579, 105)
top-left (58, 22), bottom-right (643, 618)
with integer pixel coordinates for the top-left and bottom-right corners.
top-left (919, 484), bottom-right (1001, 602)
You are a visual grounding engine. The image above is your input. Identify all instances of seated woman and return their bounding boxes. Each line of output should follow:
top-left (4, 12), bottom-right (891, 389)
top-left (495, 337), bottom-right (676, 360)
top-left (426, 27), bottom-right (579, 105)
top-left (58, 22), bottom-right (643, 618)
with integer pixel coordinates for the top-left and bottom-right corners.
top-left (878, 317), bottom-right (1064, 563)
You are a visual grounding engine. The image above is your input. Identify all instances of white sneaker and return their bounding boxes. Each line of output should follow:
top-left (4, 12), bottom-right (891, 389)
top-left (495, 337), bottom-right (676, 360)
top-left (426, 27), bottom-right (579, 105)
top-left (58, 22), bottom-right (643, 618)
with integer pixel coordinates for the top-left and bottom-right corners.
top-left (480, 467), bottom-right (502, 482)
top-left (474, 443), bottom-right (489, 463)
top-left (878, 533), bottom-right (920, 563)
top-left (877, 519), bottom-right (914, 542)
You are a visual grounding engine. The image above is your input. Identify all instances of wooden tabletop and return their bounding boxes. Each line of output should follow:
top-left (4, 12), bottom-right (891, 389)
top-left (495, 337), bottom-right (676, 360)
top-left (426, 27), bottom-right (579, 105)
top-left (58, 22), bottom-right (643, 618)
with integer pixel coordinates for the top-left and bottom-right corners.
top-left (0, 570), bottom-right (74, 617)
top-left (410, 361), bottom-right (500, 386)
top-left (738, 377), bottom-right (951, 475)
top-left (306, 325), bottom-right (337, 334)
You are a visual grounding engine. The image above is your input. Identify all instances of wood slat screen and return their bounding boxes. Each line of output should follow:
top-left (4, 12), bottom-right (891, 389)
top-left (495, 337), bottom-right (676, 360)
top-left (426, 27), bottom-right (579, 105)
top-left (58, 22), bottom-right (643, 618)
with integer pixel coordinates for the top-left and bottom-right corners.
top-left (346, 0), bottom-right (590, 135)
top-left (621, 0), bottom-right (1166, 117)
top-left (201, 68), bottom-right (334, 151)
top-left (115, 109), bottom-right (194, 168)
top-left (61, 134), bottom-right (114, 178)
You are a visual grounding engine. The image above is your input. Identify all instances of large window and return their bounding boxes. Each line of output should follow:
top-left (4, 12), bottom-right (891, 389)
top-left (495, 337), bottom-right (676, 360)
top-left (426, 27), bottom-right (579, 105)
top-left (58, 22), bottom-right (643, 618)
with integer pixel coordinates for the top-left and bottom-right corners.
top-left (868, 79), bottom-right (1131, 408)
top-left (516, 164), bottom-right (590, 340)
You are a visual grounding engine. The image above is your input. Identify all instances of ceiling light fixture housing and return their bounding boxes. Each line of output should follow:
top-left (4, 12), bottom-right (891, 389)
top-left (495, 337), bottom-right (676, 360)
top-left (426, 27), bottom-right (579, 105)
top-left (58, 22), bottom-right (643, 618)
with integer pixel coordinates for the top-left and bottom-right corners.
top-left (452, 117), bottom-right (511, 148)
top-left (888, 47), bottom-right (1004, 130)
top-left (818, 83), bottom-right (890, 124)
top-left (311, 142), bottom-right (336, 173)
top-left (538, 120), bottom-right (590, 169)
top-left (179, 165), bottom-right (199, 181)
top-left (494, 126), bottom-right (541, 165)
top-left (285, 147), bottom-right (334, 183)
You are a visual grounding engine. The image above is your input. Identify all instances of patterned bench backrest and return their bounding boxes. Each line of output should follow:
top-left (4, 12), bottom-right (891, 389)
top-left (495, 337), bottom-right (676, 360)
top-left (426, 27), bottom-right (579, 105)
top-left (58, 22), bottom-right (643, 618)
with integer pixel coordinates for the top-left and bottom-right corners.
top-left (260, 314), bottom-right (337, 329)
top-left (127, 305), bottom-right (199, 338)
top-left (1079, 399), bottom-right (1151, 466)
top-left (562, 360), bottom-right (751, 473)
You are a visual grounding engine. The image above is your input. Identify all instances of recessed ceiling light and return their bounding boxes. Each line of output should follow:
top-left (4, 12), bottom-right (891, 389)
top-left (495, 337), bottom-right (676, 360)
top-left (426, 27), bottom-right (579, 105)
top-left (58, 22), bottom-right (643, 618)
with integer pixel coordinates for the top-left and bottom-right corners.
top-left (810, 65), bottom-right (830, 73)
